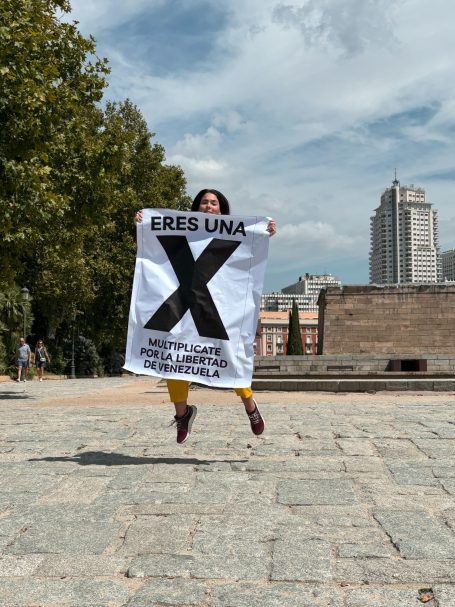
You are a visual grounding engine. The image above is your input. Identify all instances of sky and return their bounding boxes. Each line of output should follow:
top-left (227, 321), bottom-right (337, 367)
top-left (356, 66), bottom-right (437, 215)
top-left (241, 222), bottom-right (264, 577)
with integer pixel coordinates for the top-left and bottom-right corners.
top-left (68, 0), bottom-right (455, 291)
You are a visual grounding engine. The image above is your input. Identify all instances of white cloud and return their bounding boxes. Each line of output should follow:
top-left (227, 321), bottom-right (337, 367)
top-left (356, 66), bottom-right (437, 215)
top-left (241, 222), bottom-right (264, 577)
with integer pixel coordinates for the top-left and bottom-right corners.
top-left (172, 127), bottom-right (222, 156)
top-left (275, 221), bottom-right (365, 261)
top-left (212, 111), bottom-right (249, 133)
top-left (272, 0), bottom-right (401, 57)
top-left (169, 155), bottom-right (227, 180)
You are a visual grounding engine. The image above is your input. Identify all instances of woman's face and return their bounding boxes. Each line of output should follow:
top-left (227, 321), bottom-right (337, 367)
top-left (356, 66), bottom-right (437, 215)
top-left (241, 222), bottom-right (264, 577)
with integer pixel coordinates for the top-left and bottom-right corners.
top-left (198, 193), bottom-right (221, 214)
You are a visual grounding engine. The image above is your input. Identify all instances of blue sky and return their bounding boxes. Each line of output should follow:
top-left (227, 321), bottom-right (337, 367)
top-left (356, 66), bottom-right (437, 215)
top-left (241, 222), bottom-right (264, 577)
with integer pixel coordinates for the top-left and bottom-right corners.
top-left (68, 0), bottom-right (455, 291)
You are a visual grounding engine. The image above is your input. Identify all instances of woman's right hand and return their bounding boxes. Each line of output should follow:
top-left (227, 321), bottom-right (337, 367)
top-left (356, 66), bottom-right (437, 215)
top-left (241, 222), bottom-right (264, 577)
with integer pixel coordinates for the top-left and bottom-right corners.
top-left (134, 210), bottom-right (143, 224)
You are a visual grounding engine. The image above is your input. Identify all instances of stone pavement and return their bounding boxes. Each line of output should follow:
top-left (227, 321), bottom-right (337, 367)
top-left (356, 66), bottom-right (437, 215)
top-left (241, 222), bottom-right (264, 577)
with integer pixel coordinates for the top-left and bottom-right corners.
top-left (1, 377), bottom-right (455, 606)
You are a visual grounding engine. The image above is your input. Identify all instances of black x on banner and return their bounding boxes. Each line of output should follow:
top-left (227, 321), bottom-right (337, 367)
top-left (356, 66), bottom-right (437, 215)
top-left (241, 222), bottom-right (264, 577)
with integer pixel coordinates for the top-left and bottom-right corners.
top-left (144, 235), bottom-right (241, 340)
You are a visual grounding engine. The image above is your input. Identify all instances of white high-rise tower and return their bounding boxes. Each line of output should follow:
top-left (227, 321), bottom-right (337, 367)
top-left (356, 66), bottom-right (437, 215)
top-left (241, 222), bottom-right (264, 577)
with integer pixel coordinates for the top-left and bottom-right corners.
top-left (369, 175), bottom-right (441, 284)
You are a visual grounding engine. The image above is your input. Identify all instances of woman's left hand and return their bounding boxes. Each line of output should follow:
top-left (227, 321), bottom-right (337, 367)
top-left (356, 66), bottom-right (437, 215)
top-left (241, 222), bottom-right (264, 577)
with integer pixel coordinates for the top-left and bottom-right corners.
top-left (267, 219), bottom-right (277, 236)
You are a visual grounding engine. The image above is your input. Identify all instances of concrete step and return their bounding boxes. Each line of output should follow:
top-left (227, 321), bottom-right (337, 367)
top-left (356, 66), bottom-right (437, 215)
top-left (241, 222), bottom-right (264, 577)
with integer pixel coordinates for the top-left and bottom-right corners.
top-left (252, 377), bottom-right (455, 392)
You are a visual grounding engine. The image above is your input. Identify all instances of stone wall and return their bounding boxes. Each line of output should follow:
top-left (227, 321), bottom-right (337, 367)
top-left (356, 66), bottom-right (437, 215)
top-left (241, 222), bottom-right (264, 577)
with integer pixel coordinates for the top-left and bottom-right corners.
top-left (254, 354), bottom-right (455, 376)
top-left (317, 284), bottom-right (455, 355)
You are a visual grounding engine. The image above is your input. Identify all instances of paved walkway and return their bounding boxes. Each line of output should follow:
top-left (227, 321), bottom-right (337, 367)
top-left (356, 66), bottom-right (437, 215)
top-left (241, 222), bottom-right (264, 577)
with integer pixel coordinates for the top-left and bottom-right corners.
top-left (1, 377), bottom-right (455, 606)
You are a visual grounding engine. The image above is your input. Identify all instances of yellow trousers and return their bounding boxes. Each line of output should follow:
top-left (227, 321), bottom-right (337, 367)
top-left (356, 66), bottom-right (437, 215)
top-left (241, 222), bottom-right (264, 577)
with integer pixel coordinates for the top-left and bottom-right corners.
top-left (166, 379), bottom-right (252, 402)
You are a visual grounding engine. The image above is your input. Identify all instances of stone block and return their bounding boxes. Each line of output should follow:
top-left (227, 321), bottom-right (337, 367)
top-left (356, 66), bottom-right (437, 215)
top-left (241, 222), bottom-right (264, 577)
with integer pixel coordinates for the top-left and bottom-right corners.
top-left (211, 582), bottom-right (344, 607)
top-left (127, 578), bottom-right (207, 606)
top-left (120, 516), bottom-right (196, 555)
top-left (278, 479), bottom-right (356, 505)
top-left (127, 554), bottom-right (194, 578)
top-left (272, 535), bottom-right (332, 582)
top-left (374, 510), bottom-right (455, 559)
top-left (5, 520), bottom-right (123, 555)
top-left (386, 463), bottom-right (439, 486)
top-left (0, 579), bottom-right (130, 607)
top-left (345, 587), bottom-right (432, 606)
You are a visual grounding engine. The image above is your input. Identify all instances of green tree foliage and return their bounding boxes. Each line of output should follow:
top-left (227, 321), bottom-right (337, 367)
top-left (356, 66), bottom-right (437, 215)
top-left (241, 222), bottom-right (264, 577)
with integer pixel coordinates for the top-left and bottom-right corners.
top-left (0, 285), bottom-right (33, 369)
top-left (286, 299), bottom-right (303, 355)
top-left (0, 0), bottom-right (109, 281)
top-left (0, 1), bottom-right (191, 366)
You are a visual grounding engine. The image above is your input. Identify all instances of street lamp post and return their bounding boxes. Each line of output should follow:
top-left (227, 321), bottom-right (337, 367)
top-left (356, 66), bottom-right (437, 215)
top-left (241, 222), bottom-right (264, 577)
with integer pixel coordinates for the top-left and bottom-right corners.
top-left (20, 287), bottom-right (30, 338)
top-left (69, 305), bottom-right (76, 379)
top-left (70, 322), bottom-right (76, 379)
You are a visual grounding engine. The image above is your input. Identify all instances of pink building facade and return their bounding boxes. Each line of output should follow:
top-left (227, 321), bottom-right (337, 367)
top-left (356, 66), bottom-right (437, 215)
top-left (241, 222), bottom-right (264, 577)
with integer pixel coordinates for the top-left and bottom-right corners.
top-left (255, 311), bottom-right (318, 356)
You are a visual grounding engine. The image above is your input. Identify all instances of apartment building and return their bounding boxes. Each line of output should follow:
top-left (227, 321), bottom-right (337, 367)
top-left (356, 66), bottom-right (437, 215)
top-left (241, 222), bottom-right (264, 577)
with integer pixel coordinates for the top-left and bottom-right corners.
top-left (255, 311), bottom-right (318, 356)
top-left (369, 177), bottom-right (441, 284)
top-left (261, 273), bottom-right (341, 313)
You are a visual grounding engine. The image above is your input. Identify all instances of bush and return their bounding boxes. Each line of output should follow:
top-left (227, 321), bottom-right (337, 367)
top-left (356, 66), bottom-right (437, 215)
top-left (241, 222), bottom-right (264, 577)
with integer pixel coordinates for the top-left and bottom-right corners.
top-left (0, 337), bottom-right (8, 374)
top-left (62, 335), bottom-right (103, 377)
top-left (99, 343), bottom-right (125, 375)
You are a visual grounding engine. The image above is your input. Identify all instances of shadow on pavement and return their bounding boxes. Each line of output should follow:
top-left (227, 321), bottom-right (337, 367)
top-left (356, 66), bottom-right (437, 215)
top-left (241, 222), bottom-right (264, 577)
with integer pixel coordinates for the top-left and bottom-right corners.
top-left (28, 451), bottom-right (248, 466)
top-left (0, 391), bottom-right (35, 400)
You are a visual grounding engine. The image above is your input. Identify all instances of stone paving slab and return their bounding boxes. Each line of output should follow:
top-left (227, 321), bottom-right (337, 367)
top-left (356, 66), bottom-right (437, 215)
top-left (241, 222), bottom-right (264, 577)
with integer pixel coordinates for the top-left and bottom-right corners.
top-left (1, 378), bottom-right (455, 606)
top-left (373, 510), bottom-right (455, 559)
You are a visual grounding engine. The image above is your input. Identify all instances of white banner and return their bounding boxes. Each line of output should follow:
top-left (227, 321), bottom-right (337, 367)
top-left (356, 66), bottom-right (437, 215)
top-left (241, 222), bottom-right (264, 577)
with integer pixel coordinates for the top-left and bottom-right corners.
top-left (124, 209), bottom-right (270, 388)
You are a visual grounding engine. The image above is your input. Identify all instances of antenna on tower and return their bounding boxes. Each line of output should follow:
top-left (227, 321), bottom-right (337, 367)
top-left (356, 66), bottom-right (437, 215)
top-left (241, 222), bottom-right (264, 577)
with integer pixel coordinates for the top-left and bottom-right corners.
top-left (393, 168), bottom-right (400, 186)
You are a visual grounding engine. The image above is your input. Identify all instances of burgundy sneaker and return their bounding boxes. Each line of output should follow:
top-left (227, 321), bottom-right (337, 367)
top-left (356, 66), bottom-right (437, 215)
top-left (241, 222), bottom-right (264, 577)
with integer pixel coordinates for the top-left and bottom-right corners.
top-left (172, 405), bottom-right (197, 444)
top-left (246, 401), bottom-right (264, 435)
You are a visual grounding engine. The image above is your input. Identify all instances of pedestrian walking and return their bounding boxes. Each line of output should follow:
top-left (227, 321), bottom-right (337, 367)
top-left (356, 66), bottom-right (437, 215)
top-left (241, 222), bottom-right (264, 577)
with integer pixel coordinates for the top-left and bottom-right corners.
top-left (15, 337), bottom-right (31, 382)
top-left (135, 189), bottom-right (276, 443)
top-left (35, 340), bottom-right (50, 382)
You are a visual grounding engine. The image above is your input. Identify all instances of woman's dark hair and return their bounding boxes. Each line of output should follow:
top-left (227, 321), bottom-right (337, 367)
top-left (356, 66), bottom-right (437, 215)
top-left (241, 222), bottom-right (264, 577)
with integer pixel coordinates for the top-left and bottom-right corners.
top-left (191, 189), bottom-right (231, 215)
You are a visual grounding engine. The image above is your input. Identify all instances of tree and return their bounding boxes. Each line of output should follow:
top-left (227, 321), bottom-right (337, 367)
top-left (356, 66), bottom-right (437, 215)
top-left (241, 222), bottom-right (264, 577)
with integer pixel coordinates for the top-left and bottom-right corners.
top-left (286, 299), bottom-right (303, 355)
top-left (0, 0), bottom-right (110, 284)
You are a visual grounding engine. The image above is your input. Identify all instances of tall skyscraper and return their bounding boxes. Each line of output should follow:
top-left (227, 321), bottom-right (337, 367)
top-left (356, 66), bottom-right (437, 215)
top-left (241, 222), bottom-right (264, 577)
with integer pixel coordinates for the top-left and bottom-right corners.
top-left (369, 176), bottom-right (441, 284)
